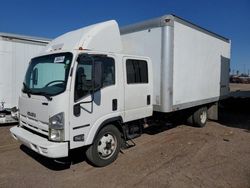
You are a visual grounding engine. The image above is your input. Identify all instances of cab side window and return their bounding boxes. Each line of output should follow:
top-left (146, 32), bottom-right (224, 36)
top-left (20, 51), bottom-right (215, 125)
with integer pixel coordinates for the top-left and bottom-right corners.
top-left (126, 59), bottom-right (148, 84)
top-left (74, 56), bottom-right (115, 101)
top-left (102, 58), bottom-right (115, 87)
top-left (74, 58), bottom-right (93, 101)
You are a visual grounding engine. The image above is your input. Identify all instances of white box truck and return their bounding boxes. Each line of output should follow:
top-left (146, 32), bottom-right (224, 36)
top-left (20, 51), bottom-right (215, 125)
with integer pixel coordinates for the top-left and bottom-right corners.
top-left (10, 15), bottom-right (231, 167)
top-left (0, 33), bottom-right (50, 123)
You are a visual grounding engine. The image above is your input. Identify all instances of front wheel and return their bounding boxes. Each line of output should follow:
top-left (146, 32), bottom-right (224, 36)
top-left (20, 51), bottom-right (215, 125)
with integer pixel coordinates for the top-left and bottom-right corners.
top-left (86, 124), bottom-right (121, 167)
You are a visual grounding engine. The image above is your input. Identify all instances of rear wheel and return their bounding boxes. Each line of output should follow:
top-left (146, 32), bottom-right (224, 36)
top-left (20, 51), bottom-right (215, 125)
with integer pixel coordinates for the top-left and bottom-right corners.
top-left (193, 107), bottom-right (208, 127)
top-left (86, 124), bottom-right (121, 167)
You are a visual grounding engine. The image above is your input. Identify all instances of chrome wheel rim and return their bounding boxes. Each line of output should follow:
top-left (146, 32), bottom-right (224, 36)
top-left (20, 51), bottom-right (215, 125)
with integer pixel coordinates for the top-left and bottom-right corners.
top-left (97, 133), bottom-right (117, 159)
top-left (200, 111), bottom-right (207, 124)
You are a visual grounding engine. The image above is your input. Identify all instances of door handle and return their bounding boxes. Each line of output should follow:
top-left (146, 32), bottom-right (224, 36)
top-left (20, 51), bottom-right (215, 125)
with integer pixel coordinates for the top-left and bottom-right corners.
top-left (112, 99), bottom-right (117, 111)
top-left (147, 95), bottom-right (151, 105)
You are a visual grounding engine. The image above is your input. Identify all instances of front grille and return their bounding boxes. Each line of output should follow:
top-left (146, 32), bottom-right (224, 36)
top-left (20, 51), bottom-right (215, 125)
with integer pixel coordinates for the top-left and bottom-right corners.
top-left (20, 114), bottom-right (49, 136)
top-left (21, 125), bottom-right (48, 139)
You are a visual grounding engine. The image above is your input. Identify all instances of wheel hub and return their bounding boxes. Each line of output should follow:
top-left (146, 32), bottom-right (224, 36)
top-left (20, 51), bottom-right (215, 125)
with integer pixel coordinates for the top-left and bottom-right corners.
top-left (200, 111), bottom-right (207, 124)
top-left (105, 141), bottom-right (112, 150)
top-left (97, 133), bottom-right (117, 159)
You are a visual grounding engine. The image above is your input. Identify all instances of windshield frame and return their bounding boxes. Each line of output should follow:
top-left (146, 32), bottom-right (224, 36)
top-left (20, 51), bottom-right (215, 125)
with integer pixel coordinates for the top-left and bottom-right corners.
top-left (23, 52), bottom-right (73, 97)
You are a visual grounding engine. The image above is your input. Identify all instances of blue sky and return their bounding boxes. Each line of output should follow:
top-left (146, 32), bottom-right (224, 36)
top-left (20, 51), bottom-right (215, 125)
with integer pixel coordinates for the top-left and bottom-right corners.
top-left (0, 0), bottom-right (249, 73)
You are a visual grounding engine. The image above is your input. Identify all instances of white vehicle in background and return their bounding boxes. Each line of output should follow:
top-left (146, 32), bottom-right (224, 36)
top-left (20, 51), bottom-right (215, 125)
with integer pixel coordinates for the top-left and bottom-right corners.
top-left (0, 33), bottom-right (50, 124)
top-left (10, 15), bottom-right (230, 167)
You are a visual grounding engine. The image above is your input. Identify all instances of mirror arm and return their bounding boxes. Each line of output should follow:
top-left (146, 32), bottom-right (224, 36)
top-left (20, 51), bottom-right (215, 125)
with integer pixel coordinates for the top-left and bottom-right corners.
top-left (75, 93), bottom-right (94, 106)
top-left (76, 100), bottom-right (92, 106)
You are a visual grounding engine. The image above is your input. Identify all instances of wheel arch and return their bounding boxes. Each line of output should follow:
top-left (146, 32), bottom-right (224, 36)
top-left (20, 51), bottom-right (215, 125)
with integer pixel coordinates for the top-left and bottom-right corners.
top-left (85, 116), bottom-right (124, 145)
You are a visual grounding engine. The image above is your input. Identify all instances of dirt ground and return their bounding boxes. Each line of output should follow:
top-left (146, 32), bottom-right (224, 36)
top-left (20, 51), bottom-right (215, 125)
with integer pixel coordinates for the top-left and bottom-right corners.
top-left (230, 83), bottom-right (250, 92)
top-left (0, 84), bottom-right (250, 188)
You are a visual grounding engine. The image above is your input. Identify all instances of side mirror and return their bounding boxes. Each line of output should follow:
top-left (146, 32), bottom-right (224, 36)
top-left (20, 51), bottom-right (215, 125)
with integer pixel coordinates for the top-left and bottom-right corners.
top-left (73, 103), bottom-right (81, 117)
top-left (93, 61), bottom-right (102, 91)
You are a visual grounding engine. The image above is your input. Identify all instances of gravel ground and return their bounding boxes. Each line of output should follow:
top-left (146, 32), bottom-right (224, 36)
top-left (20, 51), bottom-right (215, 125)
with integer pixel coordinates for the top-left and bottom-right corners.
top-left (0, 85), bottom-right (249, 188)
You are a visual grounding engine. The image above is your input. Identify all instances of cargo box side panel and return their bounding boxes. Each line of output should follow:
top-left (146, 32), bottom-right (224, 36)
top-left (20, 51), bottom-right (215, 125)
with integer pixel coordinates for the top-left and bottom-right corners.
top-left (12, 42), bottom-right (46, 109)
top-left (172, 21), bottom-right (230, 109)
top-left (0, 39), bottom-right (13, 109)
top-left (0, 38), bottom-right (46, 109)
top-left (121, 28), bottom-right (162, 108)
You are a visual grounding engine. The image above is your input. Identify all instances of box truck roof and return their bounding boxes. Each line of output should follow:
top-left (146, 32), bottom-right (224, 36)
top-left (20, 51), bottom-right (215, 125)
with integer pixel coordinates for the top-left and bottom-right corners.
top-left (120, 14), bottom-right (230, 43)
top-left (0, 32), bottom-right (51, 45)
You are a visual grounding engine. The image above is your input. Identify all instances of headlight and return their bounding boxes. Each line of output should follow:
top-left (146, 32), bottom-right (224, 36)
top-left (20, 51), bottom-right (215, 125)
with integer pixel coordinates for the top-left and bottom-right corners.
top-left (49, 129), bottom-right (64, 142)
top-left (49, 112), bottom-right (64, 141)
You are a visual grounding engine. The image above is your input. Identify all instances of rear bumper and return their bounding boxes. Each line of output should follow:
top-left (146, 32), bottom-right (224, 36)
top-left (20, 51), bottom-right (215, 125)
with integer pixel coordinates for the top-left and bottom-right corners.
top-left (10, 126), bottom-right (68, 158)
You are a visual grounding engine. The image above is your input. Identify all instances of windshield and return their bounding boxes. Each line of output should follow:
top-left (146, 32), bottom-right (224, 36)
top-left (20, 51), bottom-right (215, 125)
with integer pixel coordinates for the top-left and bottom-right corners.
top-left (23, 52), bottom-right (73, 96)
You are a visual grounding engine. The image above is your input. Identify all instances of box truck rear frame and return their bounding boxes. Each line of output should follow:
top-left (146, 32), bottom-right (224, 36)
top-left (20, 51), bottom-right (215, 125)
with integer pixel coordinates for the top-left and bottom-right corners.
top-left (10, 14), bottom-right (230, 167)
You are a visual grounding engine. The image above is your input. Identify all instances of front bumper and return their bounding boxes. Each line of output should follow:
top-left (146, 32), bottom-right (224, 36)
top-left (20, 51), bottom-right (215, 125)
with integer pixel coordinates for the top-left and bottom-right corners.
top-left (10, 126), bottom-right (68, 158)
top-left (0, 114), bottom-right (18, 124)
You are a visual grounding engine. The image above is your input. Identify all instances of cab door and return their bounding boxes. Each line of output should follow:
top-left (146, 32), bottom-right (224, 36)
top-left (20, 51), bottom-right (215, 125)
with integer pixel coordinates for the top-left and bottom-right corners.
top-left (123, 57), bottom-right (153, 122)
top-left (69, 54), bottom-right (121, 149)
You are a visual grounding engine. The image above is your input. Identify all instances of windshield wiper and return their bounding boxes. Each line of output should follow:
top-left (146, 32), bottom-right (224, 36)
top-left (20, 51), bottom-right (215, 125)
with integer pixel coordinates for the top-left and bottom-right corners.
top-left (23, 83), bottom-right (52, 101)
top-left (35, 92), bottom-right (53, 101)
top-left (22, 82), bottom-right (31, 98)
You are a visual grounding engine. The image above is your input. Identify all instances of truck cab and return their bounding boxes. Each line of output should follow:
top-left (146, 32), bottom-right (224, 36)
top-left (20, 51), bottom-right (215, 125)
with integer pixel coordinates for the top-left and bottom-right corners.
top-left (10, 20), bottom-right (153, 167)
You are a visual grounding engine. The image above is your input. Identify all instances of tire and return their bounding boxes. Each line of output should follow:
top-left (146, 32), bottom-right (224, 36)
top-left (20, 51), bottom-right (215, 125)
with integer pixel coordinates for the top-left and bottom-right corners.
top-left (193, 107), bottom-right (208, 127)
top-left (86, 124), bottom-right (121, 167)
top-left (186, 114), bottom-right (193, 125)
